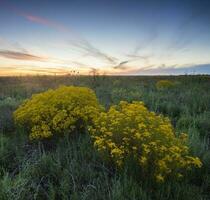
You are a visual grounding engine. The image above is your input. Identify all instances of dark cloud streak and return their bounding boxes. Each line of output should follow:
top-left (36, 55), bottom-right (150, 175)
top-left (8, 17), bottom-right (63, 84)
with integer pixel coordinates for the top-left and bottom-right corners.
top-left (113, 55), bottom-right (152, 70)
top-left (0, 50), bottom-right (47, 61)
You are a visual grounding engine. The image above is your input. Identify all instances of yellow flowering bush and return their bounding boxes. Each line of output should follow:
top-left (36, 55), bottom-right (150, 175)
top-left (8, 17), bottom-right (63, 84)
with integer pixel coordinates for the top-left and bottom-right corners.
top-left (14, 86), bottom-right (101, 140)
top-left (156, 80), bottom-right (176, 90)
top-left (90, 101), bottom-right (202, 182)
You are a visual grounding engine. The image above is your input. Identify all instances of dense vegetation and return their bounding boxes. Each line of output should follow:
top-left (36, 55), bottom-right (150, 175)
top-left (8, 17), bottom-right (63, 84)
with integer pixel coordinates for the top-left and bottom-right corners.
top-left (0, 75), bottom-right (210, 199)
top-left (90, 101), bottom-right (201, 183)
top-left (14, 86), bottom-right (101, 140)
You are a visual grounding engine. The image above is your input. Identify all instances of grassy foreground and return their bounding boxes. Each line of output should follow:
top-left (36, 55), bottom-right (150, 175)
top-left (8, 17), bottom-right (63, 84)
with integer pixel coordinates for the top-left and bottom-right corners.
top-left (0, 75), bottom-right (210, 199)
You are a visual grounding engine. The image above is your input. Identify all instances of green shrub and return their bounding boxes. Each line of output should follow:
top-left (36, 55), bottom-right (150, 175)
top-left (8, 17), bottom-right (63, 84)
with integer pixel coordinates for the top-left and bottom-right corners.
top-left (90, 101), bottom-right (202, 183)
top-left (14, 86), bottom-right (101, 140)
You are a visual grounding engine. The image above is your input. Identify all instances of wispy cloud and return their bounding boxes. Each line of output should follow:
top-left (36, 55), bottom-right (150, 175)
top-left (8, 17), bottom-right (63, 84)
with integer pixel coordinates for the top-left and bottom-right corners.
top-left (22, 14), bottom-right (116, 65)
top-left (0, 37), bottom-right (28, 53)
top-left (5, 2), bottom-right (74, 35)
top-left (132, 31), bottom-right (158, 55)
top-left (116, 63), bottom-right (210, 75)
top-left (69, 39), bottom-right (118, 65)
top-left (11, 5), bottom-right (118, 65)
top-left (166, 3), bottom-right (209, 55)
top-left (0, 50), bottom-right (47, 61)
top-left (20, 13), bottom-right (72, 33)
top-left (115, 31), bottom-right (157, 70)
top-left (113, 54), bottom-right (152, 70)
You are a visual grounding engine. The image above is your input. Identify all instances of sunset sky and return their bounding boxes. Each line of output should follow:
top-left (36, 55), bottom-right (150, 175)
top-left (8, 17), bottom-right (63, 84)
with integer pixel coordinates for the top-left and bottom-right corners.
top-left (0, 0), bottom-right (210, 75)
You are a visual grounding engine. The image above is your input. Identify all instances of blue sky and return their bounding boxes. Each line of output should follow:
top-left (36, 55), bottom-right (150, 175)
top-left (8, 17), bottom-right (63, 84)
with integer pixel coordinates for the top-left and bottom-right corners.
top-left (0, 0), bottom-right (210, 75)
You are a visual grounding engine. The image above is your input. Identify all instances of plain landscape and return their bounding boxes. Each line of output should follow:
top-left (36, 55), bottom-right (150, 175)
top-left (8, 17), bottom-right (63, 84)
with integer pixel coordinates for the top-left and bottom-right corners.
top-left (0, 75), bottom-right (209, 200)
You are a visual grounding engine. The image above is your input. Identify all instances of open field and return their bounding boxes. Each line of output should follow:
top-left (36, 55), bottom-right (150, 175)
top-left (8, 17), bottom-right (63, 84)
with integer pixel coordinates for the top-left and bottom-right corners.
top-left (0, 75), bottom-right (210, 200)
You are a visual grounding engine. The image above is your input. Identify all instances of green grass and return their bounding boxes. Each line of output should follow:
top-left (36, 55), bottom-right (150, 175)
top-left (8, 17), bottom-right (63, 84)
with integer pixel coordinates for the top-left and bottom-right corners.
top-left (0, 75), bottom-right (210, 199)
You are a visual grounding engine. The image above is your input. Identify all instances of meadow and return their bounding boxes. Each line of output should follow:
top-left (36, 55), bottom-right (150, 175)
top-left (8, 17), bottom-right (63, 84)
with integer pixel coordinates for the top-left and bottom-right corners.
top-left (0, 75), bottom-right (210, 200)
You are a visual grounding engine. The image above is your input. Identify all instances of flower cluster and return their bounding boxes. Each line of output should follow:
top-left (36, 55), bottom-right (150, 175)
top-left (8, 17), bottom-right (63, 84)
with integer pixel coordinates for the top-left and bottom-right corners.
top-left (156, 80), bottom-right (176, 90)
top-left (14, 86), bottom-right (101, 140)
top-left (89, 101), bottom-right (202, 182)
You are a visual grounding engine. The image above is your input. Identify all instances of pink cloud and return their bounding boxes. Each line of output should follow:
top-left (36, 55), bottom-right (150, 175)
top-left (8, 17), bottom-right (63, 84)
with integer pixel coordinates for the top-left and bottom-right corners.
top-left (6, 3), bottom-right (73, 34)
top-left (22, 14), bottom-right (71, 33)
